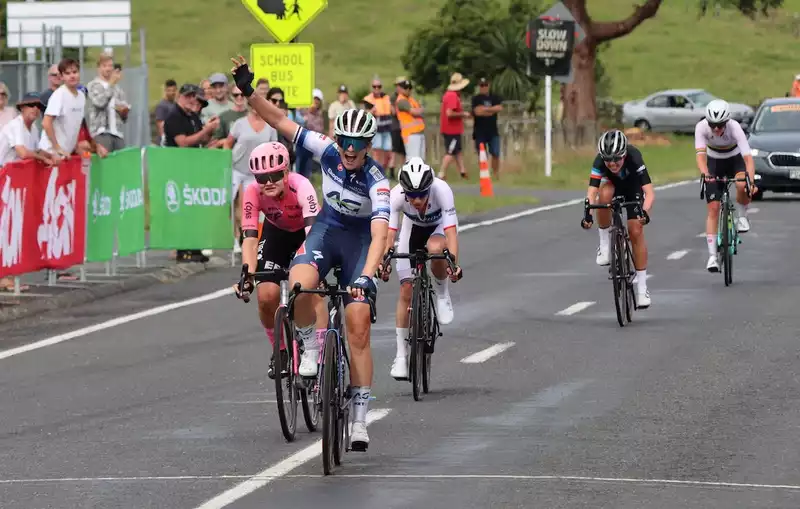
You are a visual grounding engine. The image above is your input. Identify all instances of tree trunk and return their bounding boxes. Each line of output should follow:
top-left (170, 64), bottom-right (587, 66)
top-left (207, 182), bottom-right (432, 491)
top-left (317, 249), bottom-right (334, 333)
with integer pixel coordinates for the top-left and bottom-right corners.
top-left (560, 0), bottom-right (663, 145)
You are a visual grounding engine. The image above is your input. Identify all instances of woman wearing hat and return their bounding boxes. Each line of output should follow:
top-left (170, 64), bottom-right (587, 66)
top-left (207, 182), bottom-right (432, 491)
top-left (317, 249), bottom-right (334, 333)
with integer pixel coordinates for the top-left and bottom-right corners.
top-left (0, 92), bottom-right (55, 292)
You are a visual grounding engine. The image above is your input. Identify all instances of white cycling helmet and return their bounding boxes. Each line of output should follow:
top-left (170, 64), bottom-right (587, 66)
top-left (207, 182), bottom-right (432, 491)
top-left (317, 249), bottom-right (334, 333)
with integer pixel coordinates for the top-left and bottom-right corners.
top-left (398, 157), bottom-right (434, 194)
top-left (334, 108), bottom-right (377, 138)
top-left (705, 99), bottom-right (731, 124)
top-left (597, 129), bottom-right (627, 160)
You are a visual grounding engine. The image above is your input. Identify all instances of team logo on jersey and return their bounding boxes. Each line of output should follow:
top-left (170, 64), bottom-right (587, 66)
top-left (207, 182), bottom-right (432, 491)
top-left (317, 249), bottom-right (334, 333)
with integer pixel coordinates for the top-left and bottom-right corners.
top-left (368, 166), bottom-right (383, 181)
top-left (312, 250), bottom-right (323, 261)
top-left (264, 207), bottom-right (283, 223)
top-left (326, 190), bottom-right (361, 213)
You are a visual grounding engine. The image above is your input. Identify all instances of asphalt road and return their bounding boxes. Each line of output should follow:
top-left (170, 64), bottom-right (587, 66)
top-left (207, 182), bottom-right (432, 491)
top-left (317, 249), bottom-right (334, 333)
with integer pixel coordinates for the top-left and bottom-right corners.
top-left (3, 182), bottom-right (800, 508)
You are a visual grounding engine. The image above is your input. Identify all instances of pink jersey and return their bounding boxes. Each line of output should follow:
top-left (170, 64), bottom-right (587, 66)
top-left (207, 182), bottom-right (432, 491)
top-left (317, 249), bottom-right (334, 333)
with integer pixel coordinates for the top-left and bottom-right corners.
top-left (241, 172), bottom-right (320, 232)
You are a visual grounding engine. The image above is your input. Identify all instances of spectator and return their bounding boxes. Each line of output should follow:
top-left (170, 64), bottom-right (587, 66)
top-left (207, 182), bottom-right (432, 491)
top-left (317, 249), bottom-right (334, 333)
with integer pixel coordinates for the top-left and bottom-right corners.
top-left (471, 76), bottom-right (503, 179)
top-left (363, 78), bottom-right (393, 170)
top-left (395, 77), bottom-right (426, 161)
top-left (40, 58), bottom-right (105, 160)
top-left (202, 73), bottom-right (232, 123)
top-left (439, 72), bottom-right (470, 180)
top-left (86, 53), bottom-right (129, 153)
top-left (255, 78), bottom-right (270, 98)
top-left (388, 77), bottom-right (407, 179)
top-left (266, 88), bottom-right (297, 164)
top-left (155, 79), bottom-right (178, 142)
top-left (303, 88), bottom-right (325, 133)
top-left (223, 100), bottom-right (278, 253)
top-left (0, 82), bottom-right (17, 128)
top-left (39, 64), bottom-right (62, 108)
top-left (216, 85), bottom-right (248, 142)
top-left (163, 84), bottom-right (218, 263)
top-left (200, 79), bottom-right (212, 101)
top-left (327, 84), bottom-right (356, 138)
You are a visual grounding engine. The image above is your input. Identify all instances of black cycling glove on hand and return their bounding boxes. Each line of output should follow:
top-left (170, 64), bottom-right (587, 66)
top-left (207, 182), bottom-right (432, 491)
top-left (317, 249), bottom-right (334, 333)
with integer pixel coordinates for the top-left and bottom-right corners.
top-left (231, 60), bottom-right (255, 97)
top-left (351, 275), bottom-right (377, 299)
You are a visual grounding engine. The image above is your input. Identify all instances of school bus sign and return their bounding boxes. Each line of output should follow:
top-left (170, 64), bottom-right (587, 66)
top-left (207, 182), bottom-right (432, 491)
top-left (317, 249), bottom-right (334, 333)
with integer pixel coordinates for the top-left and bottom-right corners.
top-left (242, 0), bottom-right (328, 43)
top-left (251, 43), bottom-right (315, 107)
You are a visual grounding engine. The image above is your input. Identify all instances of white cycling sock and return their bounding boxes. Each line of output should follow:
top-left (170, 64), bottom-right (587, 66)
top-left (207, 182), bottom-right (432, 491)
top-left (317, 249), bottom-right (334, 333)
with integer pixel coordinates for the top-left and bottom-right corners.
top-left (598, 227), bottom-right (610, 249)
top-left (736, 202), bottom-right (748, 218)
top-left (297, 324), bottom-right (315, 350)
top-left (434, 276), bottom-right (449, 295)
top-left (352, 386), bottom-right (371, 423)
top-left (706, 234), bottom-right (716, 256)
top-left (396, 327), bottom-right (408, 358)
top-left (636, 269), bottom-right (647, 290)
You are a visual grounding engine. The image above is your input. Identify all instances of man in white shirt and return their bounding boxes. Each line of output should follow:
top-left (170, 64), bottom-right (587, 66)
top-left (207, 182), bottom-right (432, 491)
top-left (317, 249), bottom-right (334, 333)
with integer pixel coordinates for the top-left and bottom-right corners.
top-left (0, 93), bottom-right (54, 166)
top-left (39, 58), bottom-right (105, 159)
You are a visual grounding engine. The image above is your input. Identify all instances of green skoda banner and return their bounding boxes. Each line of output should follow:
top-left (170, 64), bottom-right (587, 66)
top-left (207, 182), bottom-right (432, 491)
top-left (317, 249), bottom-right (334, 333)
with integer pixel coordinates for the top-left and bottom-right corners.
top-left (86, 147), bottom-right (146, 262)
top-left (147, 147), bottom-right (233, 250)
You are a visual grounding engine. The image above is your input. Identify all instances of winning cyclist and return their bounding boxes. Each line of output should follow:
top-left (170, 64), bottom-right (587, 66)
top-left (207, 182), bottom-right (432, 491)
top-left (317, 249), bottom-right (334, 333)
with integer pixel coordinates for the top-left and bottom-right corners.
top-left (233, 141), bottom-right (328, 380)
top-left (230, 55), bottom-right (390, 451)
top-left (379, 157), bottom-right (463, 380)
top-left (694, 99), bottom-right (757, 272)
top-left (582, 129), bottom-right (654, 308)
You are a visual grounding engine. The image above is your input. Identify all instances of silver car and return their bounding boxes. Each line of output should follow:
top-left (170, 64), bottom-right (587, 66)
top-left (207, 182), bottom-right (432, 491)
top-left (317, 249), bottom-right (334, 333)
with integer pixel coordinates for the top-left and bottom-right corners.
top-left (622, 89), bottom-right (754, 133)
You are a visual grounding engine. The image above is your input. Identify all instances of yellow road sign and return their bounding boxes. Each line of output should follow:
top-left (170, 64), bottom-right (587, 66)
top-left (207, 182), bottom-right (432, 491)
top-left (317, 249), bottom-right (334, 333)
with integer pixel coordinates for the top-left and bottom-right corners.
top-left (242, 0), bottom-right (328, 43)
top-left (251, 43), bottom-right (315, 108)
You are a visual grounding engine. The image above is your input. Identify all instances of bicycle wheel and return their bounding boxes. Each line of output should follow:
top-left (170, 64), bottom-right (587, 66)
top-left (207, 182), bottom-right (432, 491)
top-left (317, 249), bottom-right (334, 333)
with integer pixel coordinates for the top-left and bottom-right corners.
top-left (333, 327), bottom-right (348, 465)
top-left (722, 204), bottom-right (733, 286)
top-left (273, 306), bottom-right (297, 442)
top-left (410, 274), bottom-right (425, 401)
top-left (624, 240), bottom-right (635, 323)
top-left (422, 286), bottom-right (435, 394)
top-left (321, 329), bottom-right (337, 475)
top-left (610, 229), bottom-right (626, 327)
top-left (300, 372), bottom-right (319, 433)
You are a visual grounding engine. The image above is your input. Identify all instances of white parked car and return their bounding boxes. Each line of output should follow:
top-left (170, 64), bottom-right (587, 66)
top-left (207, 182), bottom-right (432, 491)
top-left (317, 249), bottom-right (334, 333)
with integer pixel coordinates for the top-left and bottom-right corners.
top-left (622, 89), bottom-right (754, 133)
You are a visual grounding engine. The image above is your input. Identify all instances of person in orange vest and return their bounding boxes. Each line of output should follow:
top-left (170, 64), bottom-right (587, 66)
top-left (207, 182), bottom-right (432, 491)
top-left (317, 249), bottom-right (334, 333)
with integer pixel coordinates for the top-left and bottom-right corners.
top-left (363, 78), bottom-right (393, 170)
top-left (394, 77), bottom-right (426, 161)
top-left (792, 74), bottom-right (800, 98)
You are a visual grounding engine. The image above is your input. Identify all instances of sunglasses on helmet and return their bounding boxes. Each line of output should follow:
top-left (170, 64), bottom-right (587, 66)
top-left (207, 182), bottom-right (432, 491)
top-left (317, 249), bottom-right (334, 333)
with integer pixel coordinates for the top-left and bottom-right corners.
top-left (337, 135), bottom-right (370, 152)
top-left (255, 171), bottom-right (284, 184)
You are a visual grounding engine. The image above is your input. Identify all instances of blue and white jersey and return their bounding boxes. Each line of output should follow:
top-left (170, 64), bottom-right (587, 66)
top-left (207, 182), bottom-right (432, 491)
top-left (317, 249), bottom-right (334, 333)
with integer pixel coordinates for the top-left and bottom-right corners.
top-left (294, 127), bottom-right (390, 229)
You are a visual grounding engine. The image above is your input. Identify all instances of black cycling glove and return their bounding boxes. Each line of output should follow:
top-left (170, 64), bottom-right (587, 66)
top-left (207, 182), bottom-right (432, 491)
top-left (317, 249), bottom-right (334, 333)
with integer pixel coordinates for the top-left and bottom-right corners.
top-left (351, 275), bottom-right (377, 299)
top-left (231, 62), bottom-right (255, 98)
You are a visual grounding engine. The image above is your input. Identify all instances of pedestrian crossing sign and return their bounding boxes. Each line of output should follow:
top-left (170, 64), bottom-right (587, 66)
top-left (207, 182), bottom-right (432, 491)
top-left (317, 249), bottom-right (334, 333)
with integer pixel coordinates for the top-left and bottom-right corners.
top-left (242, 0), bottom-right (328, 43)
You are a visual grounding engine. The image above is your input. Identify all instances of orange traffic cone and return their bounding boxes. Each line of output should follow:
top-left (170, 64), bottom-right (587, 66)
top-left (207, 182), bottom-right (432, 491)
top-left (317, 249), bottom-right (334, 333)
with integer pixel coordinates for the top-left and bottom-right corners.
top-left (478, 142), bottom-right (494, 197)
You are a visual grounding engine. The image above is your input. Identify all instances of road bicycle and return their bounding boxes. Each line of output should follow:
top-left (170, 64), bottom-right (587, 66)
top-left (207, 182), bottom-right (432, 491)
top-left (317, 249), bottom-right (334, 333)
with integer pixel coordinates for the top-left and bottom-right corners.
top-left (284, 267), bottom-right (376, 475)
top-left (700, 175), bottom-right (751, 287)
top-left (584, 195), bottom-right (646, 327)
top-left (237, 264), bottom-right (318, 443)
top-left (381, 246), bottom-right (459, 401)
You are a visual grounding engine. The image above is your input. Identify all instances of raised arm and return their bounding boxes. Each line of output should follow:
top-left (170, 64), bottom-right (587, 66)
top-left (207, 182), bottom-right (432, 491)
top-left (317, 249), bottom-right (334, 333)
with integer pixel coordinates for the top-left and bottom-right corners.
top-left (230, 56), bottom-right (298, 142)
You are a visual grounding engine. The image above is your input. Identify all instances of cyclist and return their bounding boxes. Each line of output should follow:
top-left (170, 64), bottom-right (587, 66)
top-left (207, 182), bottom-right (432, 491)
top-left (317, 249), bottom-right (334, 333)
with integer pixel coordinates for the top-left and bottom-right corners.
top-left (582, 129), bottom-right (654, 308)
top-left (230, 55), bottom-right (390, 452)
top-left (233, 141), bottom-right (328, 380)
top-left (694, 99), bottom-right (757, 272)
top-left (379, 157), bottom-right (463, 380)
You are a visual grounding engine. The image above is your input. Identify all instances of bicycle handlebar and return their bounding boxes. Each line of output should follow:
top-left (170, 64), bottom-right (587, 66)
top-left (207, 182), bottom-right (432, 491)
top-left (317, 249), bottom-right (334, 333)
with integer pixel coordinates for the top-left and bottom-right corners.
top-left (289, 279), bottom-right (377, 324)
top-left (382, 246), bottom-right (458, 273)
top-left (584, 194), bottom-right (643, 211)
top-left (699, 174), bottom-right (751, 200)
top-left (236, 264), bottom-right (289, 303)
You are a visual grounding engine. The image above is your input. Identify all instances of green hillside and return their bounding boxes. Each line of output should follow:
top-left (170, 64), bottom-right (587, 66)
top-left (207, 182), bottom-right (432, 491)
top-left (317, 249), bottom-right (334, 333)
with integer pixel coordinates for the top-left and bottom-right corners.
top-left (133, 0), bottom-right (800, 106)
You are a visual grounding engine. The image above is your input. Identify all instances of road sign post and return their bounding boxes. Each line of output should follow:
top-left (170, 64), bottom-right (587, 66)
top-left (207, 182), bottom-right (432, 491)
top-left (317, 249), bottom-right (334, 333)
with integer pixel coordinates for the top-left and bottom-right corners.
top-left (527, 1), bottom-right (583, 177)
top-left (242, 0), bottom-right (328, 43)
top-left (250, 43), bottom-right (315, 108)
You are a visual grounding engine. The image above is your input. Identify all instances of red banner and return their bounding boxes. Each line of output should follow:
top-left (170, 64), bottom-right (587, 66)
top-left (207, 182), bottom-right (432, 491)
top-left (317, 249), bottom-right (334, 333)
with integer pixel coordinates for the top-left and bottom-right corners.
top-left (0, 156), bottom-right (87, 277)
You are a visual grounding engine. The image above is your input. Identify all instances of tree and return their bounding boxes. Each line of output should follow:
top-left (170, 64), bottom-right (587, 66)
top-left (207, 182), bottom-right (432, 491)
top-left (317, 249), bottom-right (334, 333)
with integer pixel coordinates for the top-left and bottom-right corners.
top-left (560, 0), bottom-right (663, 132)
top-left (402, 0), bottom-right (543, 102)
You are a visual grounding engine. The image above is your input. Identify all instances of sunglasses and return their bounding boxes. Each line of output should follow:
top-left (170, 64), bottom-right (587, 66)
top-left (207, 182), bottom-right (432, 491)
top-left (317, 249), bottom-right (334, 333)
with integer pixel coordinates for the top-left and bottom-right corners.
top-left (255, 171), bottom-right (285, 184)
top-left (405, 190), bottom-right (429, 200)
top-left (602, 154), bottom-right (625, 163)
top-left (372, 85), bottom-right (382, 89)
top-left (337, 136), bottom-right (370, 152)
top-left (269, 97), bottom-right (283, 104)
top-left (232, 93), bottom-right (243, 98)
top-left (709, 121), bottom-right (727, 130)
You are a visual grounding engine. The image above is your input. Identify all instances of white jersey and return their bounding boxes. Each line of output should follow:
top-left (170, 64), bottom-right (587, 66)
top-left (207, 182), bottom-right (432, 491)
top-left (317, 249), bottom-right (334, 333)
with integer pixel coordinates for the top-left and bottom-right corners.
top-left (388, 178), bottom-right (458, 231)
top-left (694, 118), bottom-right (751, 159)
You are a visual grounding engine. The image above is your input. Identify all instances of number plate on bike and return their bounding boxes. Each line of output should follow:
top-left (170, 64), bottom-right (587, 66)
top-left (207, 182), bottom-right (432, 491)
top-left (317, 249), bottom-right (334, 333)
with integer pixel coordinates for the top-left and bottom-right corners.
top-left (790, 170), bottom-right (800, 180)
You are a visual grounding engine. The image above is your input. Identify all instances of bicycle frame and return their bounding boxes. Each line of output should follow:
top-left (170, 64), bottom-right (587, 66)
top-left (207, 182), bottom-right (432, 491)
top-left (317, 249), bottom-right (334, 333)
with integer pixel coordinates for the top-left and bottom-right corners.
top-left (700, 175), bottom-right (750, 286)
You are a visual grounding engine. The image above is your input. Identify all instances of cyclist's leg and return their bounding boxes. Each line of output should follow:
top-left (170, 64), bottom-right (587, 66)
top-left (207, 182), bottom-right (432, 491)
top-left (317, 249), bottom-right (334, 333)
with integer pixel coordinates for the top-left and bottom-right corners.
top-left (289, 222), bottom-right (332, 376)
top-left (392, 217), bottom-right (415, 378)
top-left (426, 223), bottom-right (454, 324)
top-left (704, 157), bottom-right (723, 270)
top-left (621, 185), bottom-right (649, 305)
top-left (338, 228), bottom-right (375, 447)
top-left (731, 154), bottom-right (751, 232)
top-left (595, 179), bottom-right (615, 266)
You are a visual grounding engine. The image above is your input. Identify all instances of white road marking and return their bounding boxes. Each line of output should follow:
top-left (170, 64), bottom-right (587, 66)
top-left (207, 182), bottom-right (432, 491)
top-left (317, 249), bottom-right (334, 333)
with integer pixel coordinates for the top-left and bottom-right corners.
top-left (696, 232), bottom-right (706, 238)
top-left (4, 472), bottom-right (800, 492)
top-left (0, 288), bottom-right (233, 361)
top-left (555, 301), bottom-right (595, 316)
top-left (284, 474), bottom-right (800, 491)
top-left (517, 272), bottom-right (587, 277)
top-left (666, 250), bottom-right (689, 260)
top-left (459, 342), bottom-right (516, 364)
top-left (0, 180), bottom-right (695, 362)
top-left (749, 207), bottom-right (760, 214)
top-left (193, 408), bottom-right (391, 509)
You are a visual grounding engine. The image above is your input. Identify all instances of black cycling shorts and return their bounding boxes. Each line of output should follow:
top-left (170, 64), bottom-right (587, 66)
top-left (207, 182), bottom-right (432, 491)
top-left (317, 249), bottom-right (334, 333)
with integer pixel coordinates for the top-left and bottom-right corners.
top-left (601, 178), bottom-right (645, 220)
top-left (705, 154), bottom-right (746, 203)
top-left (255, 221), bottom-right (306, 285)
